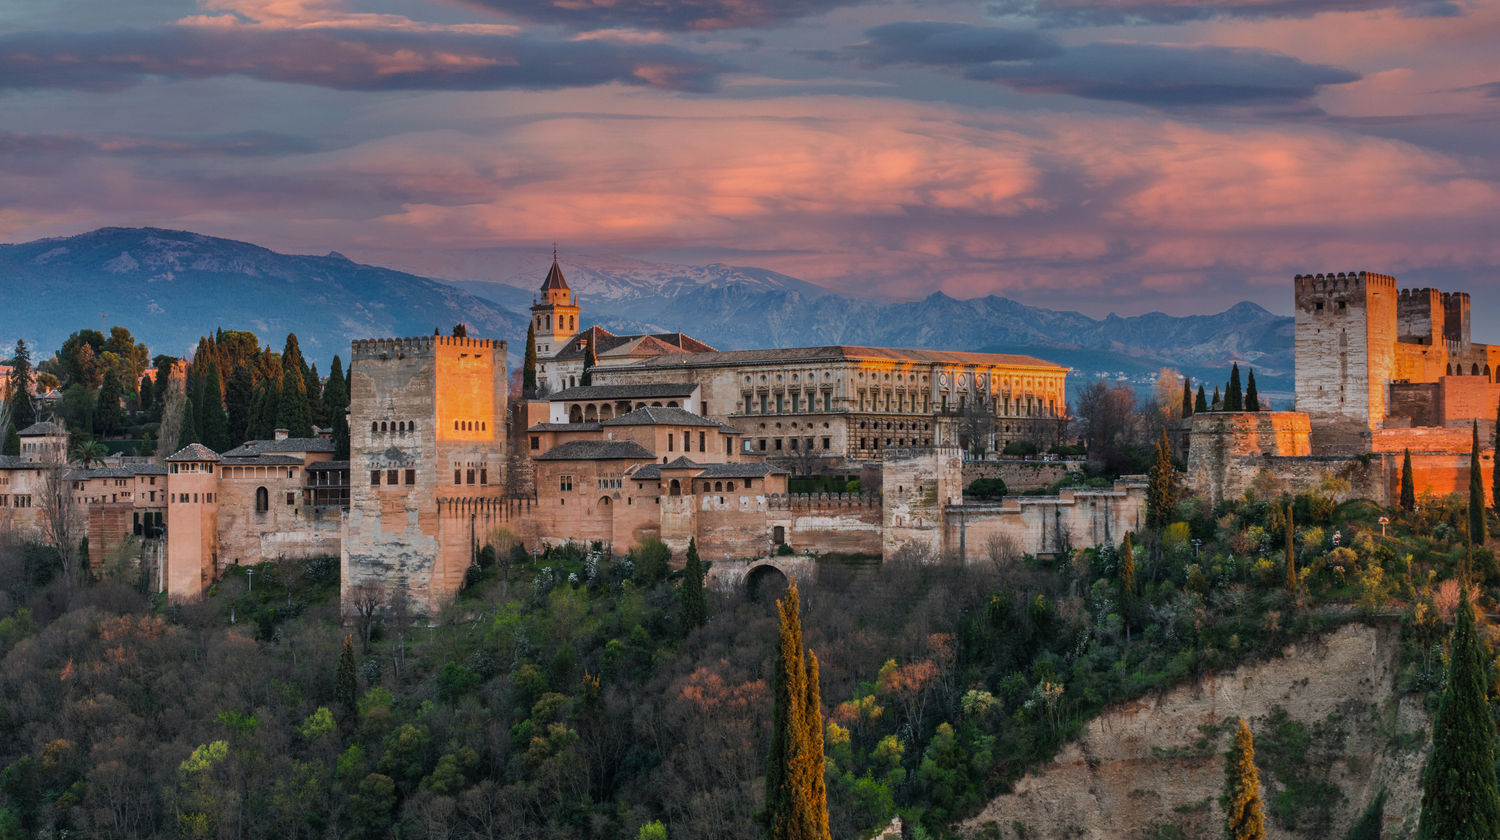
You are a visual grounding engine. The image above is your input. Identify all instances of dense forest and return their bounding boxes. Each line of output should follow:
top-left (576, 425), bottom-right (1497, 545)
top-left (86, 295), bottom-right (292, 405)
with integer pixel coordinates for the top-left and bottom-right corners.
top-left (1, 473), bottom-right (1493, 839)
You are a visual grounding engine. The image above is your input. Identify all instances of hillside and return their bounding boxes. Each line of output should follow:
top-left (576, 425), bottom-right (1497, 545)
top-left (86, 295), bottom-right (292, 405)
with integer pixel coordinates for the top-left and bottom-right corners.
top-left (0, 228), bottom-right (526, 359)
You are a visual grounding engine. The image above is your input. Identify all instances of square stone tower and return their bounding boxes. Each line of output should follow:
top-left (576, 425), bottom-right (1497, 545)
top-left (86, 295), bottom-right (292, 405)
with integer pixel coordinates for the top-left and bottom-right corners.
top-left (1294, 271), bottom-right (1398, 452)
top-left (342, 335), bottom-right (508, 616)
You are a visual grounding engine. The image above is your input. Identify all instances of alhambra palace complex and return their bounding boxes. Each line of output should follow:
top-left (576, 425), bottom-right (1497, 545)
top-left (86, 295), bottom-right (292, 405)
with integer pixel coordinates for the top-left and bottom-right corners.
top-left (4, 265), bottom-right (1498, 615)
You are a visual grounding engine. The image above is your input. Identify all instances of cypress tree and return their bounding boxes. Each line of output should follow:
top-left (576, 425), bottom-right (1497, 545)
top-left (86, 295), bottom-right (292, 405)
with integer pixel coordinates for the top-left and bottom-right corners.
top-left (1212, 386), bottom-right (1221, 411)
top-left (1285, 501), bottom-right (1297, 592)
top-left (226, 363), bottom-right (254, 446)
top-left (2, 420), bottom-right (18, 456)
top-left (523, 321), bottom-right (539, 398)
top-left (200, 363), bottom-right (231, 452)
top-left (1244, 369), bottom-right (1260, 411)
top-left (581, 340), bottom-right (598, 387)
top-left (1225, 364), bottom-right (1243, 412)
top-left (1469, 421), bottom-right (1486, 547)
top-left (276, 334), bottom-right (312, 437)
top-left (1223, 718), bottom-right (1266, 840)
top-left (306, 362), bottom-right (327, 428)
top-left (1417, 587), bottom-right (1500, 839)
top-left (139, 374), bottom-right (154, 413)
top-left (7, 338), bottom-right (36, 429)
top-left (325, 355), bottom-right (350, 460)
top-left (1343, 791), bottom-right (1386, 840)
top-left (1147, 430), bottom-right (1176, 530)
top-left (336, 634), bottom-right (358, 730)
top-left (681, 538), bottom-right (707, 632)
top-left (1180, 378), bottom-right (1193, 419)
top-left (177, 397), bottom-right (201, 450)
top-left (96, 369), bottom-right (124, 436)
top-left (765, 580), bottom-right (831, 840)
top-left (1119, 532), bottom-right (1135, 598)
top-left (1401, 448), bottom-right (1416, 512)
top-left (1195, 385), bottom-right (1208, 414)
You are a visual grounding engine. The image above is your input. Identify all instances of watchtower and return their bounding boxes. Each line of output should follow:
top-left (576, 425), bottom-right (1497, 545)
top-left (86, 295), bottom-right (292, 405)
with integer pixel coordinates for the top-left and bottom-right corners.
top-left (1293, 271), bottom-right (1398, 450)
top-left (342, 335), bottom-right (508, 616)
top-left (165, 443), bottom-right (221, 601)
top-left (530, 249), bottom-right (580, 358)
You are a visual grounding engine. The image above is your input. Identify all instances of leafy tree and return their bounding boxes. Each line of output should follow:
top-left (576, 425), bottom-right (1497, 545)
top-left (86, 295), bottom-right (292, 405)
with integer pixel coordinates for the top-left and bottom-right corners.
top-left (1401, 448), bottom-right (1416, 512)
top-left (452, 323), bottom-right (467, 338)
top-left (226, 363), bottom-right (254, 446)
top-left (1417, 587), bottom-right (1500, 839)
top-left (765, 579), bottom-right (831, 840)
top-left (95, 369), bottom-right (124, 436)
top-left (523, 321), bottom-right (539, 398)
top-left (581, 340), bottom-right (599, 387)
top-left (248, 376), bottom-right (280, 442)
top-left (1181, 377), bottom-right (1194, 418)
top-left (337, 634), bottom-right (358, 728)
top-left (681, 538), bottom-right (707, 632)
top-left (6, 338), bottom-right (36, 429)
top-left (73, 440), bottom-right (108, 468)
top-left (1224, 363), bottom-right (1243, 412)
top-left (200, 363), bottom-right (231, 452)
top-left (275, 334), bottom-right (313, 437)
top-left (1470, 422), bottom-right (1486, 547)
top-left (1119, 532), bottom-right (1135, 598)
top-left (2, 421), bottom-right (17, 457)
top-left (1195, 385), bottom-right (1208, 414)
top-left (638, 821), bottom-right (668, 840)
top-left (1222, 718), bottom-right (1265, 840)
top-left (1146, 430), bottom-right (1176, 530)
top-left (631, 536), bottom-right (671, 585)
top-left (1244, 369), bottom-right (1260, 411)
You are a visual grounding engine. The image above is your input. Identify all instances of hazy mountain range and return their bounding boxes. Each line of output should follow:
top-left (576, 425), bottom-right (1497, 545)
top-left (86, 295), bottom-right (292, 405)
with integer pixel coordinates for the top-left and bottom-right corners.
top-left (0, 227), bottom-right (1293, 399)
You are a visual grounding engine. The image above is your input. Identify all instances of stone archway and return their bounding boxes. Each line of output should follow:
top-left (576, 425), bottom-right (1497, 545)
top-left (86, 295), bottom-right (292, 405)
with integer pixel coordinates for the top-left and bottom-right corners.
top-left (745, 563), bottom-right (789, 603)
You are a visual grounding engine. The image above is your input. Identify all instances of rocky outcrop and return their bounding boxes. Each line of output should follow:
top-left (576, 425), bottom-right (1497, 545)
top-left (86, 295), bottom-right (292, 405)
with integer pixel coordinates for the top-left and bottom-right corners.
top-left (960, 622), bottom-right (1429, 839)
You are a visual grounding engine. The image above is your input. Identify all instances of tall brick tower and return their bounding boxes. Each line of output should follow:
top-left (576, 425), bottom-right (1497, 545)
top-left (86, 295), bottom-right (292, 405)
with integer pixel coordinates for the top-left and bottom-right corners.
top-left (165, 443), bottom-right (221, 601)
top-left (530, 248), bottom-right (580, 358)
top-left (342, 335), bottom-right (508, 616)
top-left (1293, 271), bottom-right (1398, 452)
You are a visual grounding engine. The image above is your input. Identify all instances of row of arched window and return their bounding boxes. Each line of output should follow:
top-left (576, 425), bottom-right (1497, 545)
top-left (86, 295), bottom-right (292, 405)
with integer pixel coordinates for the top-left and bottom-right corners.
top-left (453, 420), bottom-right (488, 432)
top-left (373, 420), bottom-right (415, 434)
top-left (1448, 363), bottom-right (1494, 379)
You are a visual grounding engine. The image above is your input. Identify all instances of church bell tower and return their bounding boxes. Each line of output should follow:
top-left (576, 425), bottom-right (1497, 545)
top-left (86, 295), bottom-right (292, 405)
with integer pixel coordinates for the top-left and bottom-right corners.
top-left (529, 245), bottom-right (580, 358)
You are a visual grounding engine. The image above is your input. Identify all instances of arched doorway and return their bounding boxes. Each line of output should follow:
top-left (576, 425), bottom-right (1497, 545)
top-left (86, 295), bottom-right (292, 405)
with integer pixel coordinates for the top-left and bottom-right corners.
top-left (746, 563), bottom-right (789, 603)
top-left (669, 479), bottom-right (681, 496)
top-left (569, 405), bottom-right (584, 423)
top-left (597, 496), bottom-right (614, 546)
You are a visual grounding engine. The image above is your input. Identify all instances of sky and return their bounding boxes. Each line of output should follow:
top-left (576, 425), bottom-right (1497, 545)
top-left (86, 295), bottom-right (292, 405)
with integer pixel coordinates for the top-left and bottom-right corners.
top-left (1, 0), bottom-right (1498, 319)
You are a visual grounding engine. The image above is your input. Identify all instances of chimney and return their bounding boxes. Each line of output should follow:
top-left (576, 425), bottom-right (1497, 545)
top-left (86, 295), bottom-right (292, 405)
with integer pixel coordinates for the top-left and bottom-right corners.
top-left (274, 428), bottom-right (289, 441)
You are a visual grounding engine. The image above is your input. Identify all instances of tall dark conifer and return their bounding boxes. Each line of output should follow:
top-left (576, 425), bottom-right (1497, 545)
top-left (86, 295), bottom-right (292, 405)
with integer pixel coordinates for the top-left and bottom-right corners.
top-left (1417, 588), bottom-right (1500, 839)
top-left (1401, 448), bottom-right (1416, 512)
top-left (337, 634), bottom-right (358, 730)
top-left (276, 334), bottom-right (312, 437)
top-left (139, 374), bottom-right (154, 413)
top-left (325, 355), bottom-right (350, 459)
top-left (1225, 364), bottom-right (1244, 411)
top-left (177, 397), bottom-right (201, 451)
top-left (1223, 718), bottom-right (1266, 840)
top-left (681, 538), bottom-right (707, 632)
top-left (95, 369), bottom-right (124, 436)
top-left (1212, 387), bottom-right (1221, 410)
top-left (1119, 532), bottom-right (1136, 598)
top-left (226, 364), bottom-right (254, 446)
top-left (1244, 369), bottom-right (1260, 411)
top-left (1470, 421), bottom-right (1486, 547)
top-left (523, 322), bottom-right (539, 398)
top-left (1285, 501), bottom-right (1297, 591)
top-left (1195, 385), bottom-right (1208, 414)
top-left (7, 338), bottom-right (36, 429)
top-left (1147, 430), bottom-right (1176, 530)
top-left (1181, 378), bottom-right (1194, 418)
top-left (581, 340), bottom-right (598, 387)
top-left (200, 363), bottom-right (231, 452)
top-left (306, 363), bottom-right (327, 428)
top-left (765, 580), bottom-right (831, 840)
top-left (3, 421), bottom-right (18, 457)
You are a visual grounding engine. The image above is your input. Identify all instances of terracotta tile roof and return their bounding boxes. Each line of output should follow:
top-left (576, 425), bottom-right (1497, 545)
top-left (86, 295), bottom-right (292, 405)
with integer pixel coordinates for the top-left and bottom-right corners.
top-left (166, 443), bottom-right (221, 462)
top-left (697, 462), bottom-right (789, 478)
top-left (660, 456), bottom-right (701, 470)
top-left (535, 440), bottom-right (655, 461)
top-left (222, 437), bottom-right (335, 456)
top-left (552, 327), bottom-right (717, 362)
top-left (624, 345), bottom-right (1067, 370)
top-left (527, 422), bottom-right (604, 432)
top-left (600, 406), bottom-right (722, 427)
top-left (17, 421), bottom-right (64, 437)
top-left (548, 383), bottom-right (698, 401)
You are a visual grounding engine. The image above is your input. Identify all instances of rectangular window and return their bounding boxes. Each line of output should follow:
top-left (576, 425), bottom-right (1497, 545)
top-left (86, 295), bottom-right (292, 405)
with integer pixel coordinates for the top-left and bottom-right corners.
top-left (560, 474), bottom-right (573, 492)
top-left (698, 432), bottom-right (705, 451)
top-left (824, 392), bottom-right (831, 412)
top-left (371, 470), bottom-right (381, 486)
top-left (405, 469), bottom-right (416, 485)
top-left (822, 437), bottom-right (831, 449)
top-left (759, 439), bottom-right (767, 451)
top-left (759, 394), bottom-right (767, 413)
top-left (790, 438), bottom-right (798, 450)
top-left (286, 492), bottom-right (295, 505)
top-left (387, 469), bottom-right (399, 486)
top-left (668, 435), bottom-right (674, 452)
top-left (454, 469), bottom-right (462, 484)
top-left (775, 439), bottom-right (783, 451)
top-left (530, 436), bottom-right (540, 450)
top-left (467, 469), bottom-right (476, 485)
top-left (480, 469), bottom-right (488, 485)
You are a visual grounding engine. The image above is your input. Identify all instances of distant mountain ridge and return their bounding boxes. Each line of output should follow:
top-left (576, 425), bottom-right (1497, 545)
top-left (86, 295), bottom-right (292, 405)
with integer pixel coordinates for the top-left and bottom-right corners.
top-left (0, 227), bottom-right (525, 360)
top-left (0, 227), bottom-right (1293, 401)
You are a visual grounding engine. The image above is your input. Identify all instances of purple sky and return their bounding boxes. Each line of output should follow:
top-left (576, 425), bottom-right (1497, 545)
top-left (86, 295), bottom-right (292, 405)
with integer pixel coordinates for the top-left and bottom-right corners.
top-left (2, 0), bottom-right (1498, 319)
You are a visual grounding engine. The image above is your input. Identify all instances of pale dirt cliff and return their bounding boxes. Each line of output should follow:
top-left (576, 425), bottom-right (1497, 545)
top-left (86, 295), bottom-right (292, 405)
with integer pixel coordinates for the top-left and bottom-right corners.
top-left (960, 622), bottom-right (1429, 839)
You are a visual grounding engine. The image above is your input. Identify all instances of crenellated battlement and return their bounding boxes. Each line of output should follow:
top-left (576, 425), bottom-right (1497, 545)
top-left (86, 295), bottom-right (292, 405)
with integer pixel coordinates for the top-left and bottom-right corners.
top-left (350, 335), bottom-right (505, 360)
top-left (1294, 271), bottom-right (1398, 294)
top-left (767, 492), bottom-right (882, 511)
